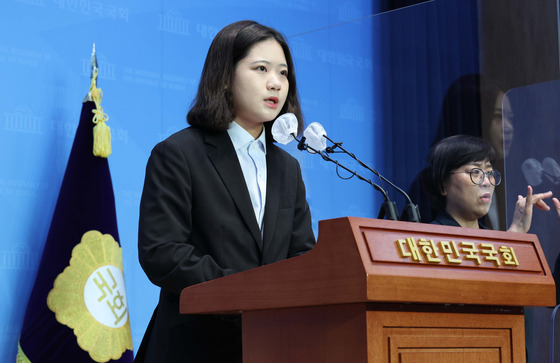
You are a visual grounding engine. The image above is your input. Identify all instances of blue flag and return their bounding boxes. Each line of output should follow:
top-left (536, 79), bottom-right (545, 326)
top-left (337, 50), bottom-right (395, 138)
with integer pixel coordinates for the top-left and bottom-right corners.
top-left (17, 71), bottom-right (133, 362)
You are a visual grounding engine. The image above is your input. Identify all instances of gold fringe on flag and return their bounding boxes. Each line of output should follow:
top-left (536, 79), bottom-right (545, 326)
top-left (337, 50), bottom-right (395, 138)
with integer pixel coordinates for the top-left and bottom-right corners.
top-left (88, 67), bottom-right (111, 158)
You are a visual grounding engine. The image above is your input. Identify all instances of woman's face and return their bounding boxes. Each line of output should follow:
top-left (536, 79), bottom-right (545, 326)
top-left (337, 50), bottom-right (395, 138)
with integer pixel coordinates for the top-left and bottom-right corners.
top-left (443, 159), bottom-right (495, 226)
top-left (488, 91), bottom-right (514, 160)
top-left (231, 38), bottom-right (289, 137)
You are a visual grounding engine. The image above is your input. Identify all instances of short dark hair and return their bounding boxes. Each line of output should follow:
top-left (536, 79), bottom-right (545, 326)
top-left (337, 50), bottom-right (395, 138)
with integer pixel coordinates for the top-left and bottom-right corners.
top-left (187, 20), bottom-right (304, 137)
top-left (422, 135), bottom-right (496, 211)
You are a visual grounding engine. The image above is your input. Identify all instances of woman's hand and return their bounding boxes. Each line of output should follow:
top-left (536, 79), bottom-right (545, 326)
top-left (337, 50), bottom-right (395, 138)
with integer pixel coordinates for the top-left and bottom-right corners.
top-left (553, 197), bottom-right (560, 219)
top-left (507, 185), bottom-right (553, 233)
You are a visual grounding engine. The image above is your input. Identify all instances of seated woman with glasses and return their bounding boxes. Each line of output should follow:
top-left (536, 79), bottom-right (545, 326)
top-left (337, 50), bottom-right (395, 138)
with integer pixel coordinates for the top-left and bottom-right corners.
top-left (423, 135), bottom-right (553, 232)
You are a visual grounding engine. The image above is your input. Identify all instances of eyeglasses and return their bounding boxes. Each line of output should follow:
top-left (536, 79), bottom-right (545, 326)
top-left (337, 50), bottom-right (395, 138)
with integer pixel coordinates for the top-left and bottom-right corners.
top-left (450, 168), bottom-right (502, 186)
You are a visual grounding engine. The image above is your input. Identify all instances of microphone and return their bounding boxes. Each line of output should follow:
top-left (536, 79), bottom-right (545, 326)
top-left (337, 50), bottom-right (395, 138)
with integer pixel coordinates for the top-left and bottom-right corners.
top-left (271, 113), bottom-right (311, 152)
top-left (271, 113), bottom-right (298, 145)
top-left (303, 122), bottom-right (327, 153)
top-left (299, 122), bottom-right (399, 221)
top-left (272, 114), bottom-right (399, 221)
top-left (542, 157), bottom-right (560, 185)
top-left (314, 124), bottom-right (421, 222)
top-left (521, 158), bottom-right (543, 186)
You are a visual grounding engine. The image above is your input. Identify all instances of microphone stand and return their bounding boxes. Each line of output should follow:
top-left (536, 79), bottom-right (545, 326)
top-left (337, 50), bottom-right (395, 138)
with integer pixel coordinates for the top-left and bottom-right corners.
top-left (296, 135), bottom-right (399, 221)
top-left (324, 136), bottom-right (421, 223)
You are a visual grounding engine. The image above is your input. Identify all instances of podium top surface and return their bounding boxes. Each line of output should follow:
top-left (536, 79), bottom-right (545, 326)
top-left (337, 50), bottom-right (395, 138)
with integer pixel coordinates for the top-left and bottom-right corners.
top-left (180, 217), bottom-right (556, 314)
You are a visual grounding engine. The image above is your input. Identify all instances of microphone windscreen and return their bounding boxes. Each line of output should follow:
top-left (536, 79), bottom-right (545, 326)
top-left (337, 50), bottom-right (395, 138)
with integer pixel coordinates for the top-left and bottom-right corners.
top-left (521, 158), bottom-right (543, 186)
top-left (542, 157), bottom-right (560, 185)
top-left (303, 122), bottom-right (327, 152)
top-left (271, 113), bottom-right (298, 144)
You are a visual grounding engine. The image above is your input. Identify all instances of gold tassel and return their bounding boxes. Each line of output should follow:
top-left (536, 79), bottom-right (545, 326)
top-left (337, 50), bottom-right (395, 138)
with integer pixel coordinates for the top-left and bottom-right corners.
top-left (89, 67), bottom-right (112, 158)
top-left (93, 119), bottom-right (112, 158)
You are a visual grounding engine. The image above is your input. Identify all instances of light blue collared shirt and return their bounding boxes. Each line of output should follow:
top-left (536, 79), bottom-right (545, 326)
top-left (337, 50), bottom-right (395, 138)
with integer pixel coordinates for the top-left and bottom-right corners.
top-left (227, 122), bottom-right (267, 231)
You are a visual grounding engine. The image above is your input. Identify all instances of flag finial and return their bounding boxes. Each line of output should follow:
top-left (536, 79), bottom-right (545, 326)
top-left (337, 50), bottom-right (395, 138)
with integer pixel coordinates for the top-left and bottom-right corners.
top-left (90, 43), bottom-right (98, 74)
top-left (84, 44), bottom-right (112, 158)
top-left (84, 44), bottom-right (99, 102)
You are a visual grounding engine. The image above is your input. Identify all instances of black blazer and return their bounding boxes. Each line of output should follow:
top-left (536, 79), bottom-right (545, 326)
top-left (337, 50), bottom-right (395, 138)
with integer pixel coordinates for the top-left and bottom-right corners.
top-left (135, 126), bottom-right (316, 362)
top-left (431, 210), bottom-right (488, 229)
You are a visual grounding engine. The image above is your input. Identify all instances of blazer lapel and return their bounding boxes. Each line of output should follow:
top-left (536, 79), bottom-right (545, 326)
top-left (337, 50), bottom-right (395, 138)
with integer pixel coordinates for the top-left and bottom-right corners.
top-left (261, 145), bottom-right (280, 253)
top-left (204, 131), bottom-right (263, 251)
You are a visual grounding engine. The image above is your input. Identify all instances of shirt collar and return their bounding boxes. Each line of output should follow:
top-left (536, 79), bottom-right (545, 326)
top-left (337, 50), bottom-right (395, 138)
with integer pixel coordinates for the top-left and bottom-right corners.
top-left (227, 121), bottom-right (267, 153)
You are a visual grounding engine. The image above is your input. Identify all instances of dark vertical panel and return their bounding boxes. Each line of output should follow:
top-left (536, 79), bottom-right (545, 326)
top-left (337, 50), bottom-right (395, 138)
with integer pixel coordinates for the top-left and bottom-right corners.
top-left (378, 0), bottom-right (480, 222)
top-left (479, 0), bottom-right (560, 90)
top-left (478, 2), bottom-right (559, 362)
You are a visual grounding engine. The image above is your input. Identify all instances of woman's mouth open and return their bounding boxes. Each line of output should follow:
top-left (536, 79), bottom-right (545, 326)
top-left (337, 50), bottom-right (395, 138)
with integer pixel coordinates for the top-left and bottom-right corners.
top-left (265, 97), bottom-right (278, 109)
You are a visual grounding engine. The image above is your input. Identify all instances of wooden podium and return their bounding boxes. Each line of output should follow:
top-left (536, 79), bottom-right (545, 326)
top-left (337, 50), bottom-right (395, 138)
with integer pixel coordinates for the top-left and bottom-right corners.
top-left (180, 217), bottom-right (556, 362)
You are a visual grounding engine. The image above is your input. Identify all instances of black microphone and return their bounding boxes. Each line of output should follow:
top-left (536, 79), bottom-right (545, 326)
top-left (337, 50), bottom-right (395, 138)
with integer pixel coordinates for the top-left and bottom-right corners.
top-left (297, 136), bottom-right (307, 151)
top-left (307, 124), bottom-right (421, 223)
top-left (272, 113), bottom-right (399, 221)
top-left (299, 122), bottom-right (399, 221)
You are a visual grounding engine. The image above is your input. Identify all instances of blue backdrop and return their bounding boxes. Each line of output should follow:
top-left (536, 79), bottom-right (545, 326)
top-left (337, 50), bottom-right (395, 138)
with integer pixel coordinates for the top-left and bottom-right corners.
top-left (5, 0), bottom-right (552, 361)
top-left (1, 0), bottom-right (384, 358)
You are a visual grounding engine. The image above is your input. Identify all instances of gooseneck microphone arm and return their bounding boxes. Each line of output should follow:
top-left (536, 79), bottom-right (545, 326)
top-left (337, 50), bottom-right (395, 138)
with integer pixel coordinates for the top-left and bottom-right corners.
top-left (323, 135), bottom-right (421, 223)
top-left (295, 135), bottom-right (399, 221)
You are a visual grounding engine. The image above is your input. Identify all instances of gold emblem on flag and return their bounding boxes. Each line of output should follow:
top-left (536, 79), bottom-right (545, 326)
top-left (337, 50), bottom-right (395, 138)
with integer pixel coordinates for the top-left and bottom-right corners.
top-left (47, 230), bottom-right (133, 362)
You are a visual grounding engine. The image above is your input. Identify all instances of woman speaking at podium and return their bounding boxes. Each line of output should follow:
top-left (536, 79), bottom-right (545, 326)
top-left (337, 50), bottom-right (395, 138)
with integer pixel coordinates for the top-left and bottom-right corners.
top-left (422, 134), bottom-right (553, 231)
top-left (135, 20), bottom-right (315, 362)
